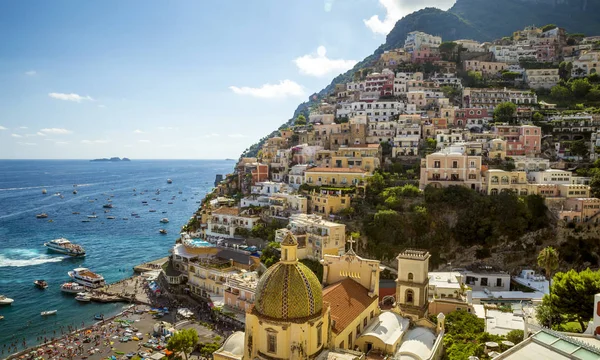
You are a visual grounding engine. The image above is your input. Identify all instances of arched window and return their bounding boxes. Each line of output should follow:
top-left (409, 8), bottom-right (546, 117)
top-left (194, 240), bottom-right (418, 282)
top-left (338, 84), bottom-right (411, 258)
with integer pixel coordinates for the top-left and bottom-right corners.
top-left (405, 289), bottom-right (414, 305)
top-left (408, 273), bottom-right (414, 281)
top-left (490, 188), bottom-right (499, 195)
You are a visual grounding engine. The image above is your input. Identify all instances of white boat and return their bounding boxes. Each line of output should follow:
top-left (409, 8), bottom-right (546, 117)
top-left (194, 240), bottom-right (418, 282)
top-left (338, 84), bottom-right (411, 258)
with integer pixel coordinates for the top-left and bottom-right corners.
top-left (87, 215), bottom-right (98, 219)
top-left (149, 209), bottom-right (156, 213)
top-left (44, 238), bottom-right (86, 257)
top-left (167, 179), bottom-right (172, 184)
top-left (60, 282), bottom-right (86, 294)
top-left (68, 268), bottom-right (105, 288)
top-left (160, 218), bottom-right (169, 223)
top-left (75, 292), bottom-right (92, 302)
top-left (42, 189), bottom-right (47, 194)
top-left (0, 295), bottom-right (14, 305)
top-left (107, 216), bottom-right (116, 219)
top-left (36, 213), bottom-right (48, 219)
top-left (41, 310), bottom-right (57, 316)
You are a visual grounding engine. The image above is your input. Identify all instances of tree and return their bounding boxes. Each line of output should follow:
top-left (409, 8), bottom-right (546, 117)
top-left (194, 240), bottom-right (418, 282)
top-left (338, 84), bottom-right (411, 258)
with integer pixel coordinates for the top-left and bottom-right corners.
top-left (167, 328), bottom-right (199, 360)
top-left (295, 114), bottom-right (307, 126)
top-left (568, 139), bottom-right (590, 159)
top-left (571, 78), bottom-right (592, 98)
top-left (501, 71), bottom-right (521, 81)
top-left (559, 61), bottom-right (573, 81)
top-left (532, 112), bottom-right (544, 123)
top-left (541, 24), bottom-right (557, 32)
top-left (198, 342), bottom-right (220, 358)
top-left (538, 247), bottom-right (559, 281)
top-left (590, 173), bottom-right (600, 198)
top-left (550, 85), bottom-right (572, 100)
top-left (506, 330), bottom-right (524, 344)
top-left (493, 102), bottom-right (517, 124)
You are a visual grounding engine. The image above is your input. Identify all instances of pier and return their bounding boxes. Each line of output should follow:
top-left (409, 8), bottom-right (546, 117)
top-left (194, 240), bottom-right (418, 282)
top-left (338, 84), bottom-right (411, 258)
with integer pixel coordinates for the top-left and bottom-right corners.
top-left (133, 256), bottom-right (169, 273)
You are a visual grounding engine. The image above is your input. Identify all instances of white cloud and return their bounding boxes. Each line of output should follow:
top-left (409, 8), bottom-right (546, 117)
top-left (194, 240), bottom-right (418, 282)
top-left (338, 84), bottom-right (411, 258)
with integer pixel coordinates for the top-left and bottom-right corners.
top-left (124, 144), bottom-right (134, 148)
top-left (294, 46), bottom-right (357, 77)
top-left (0, 126), bottom-right (7, 130)
top-left (138, 140), bottom-right (151, 143)
top-left (157, 126), bottom-right (179, 130)
top-left (11, 134), bottom-right (22, 138)
top-left (133, 129), bottom-right (144, 134)
top-left (161, 144), bottom-right (176, 148)
top-left (25, 70), bottom-right (36, 76)
top-left (48, 92), bottom-right (93, 102)
top-left (229, 80), bottom-right (304, 99)
top-left (364, 0), bottom-right (455, 35)
top-left (36, 132), bottom-right (46, 136)
top-left (204, 133), bottom-right (220, 138)
top-left (324, 0), bottom-right (334, 12)
top-left (17, 142), bottom-right (37, 146)
top-left (98, 105), bottom-right (106, 108)
top-left (39, 128), bottom-right (73, 135)
top-left (228, 134), bottom-right (246, 138)
top-left (19, 126), bottom-right (28, 129)
top-left (55, 141), bottom-right (69, 145)
top-left (81, 139), bottom-right (110, 144)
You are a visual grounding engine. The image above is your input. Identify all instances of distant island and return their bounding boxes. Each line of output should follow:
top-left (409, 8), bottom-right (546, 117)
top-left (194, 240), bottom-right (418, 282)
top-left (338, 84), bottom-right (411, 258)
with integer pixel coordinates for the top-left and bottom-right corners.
top-left (225, 158), bottom-right (236, 161)
top-left (90, 157), bottom-right (131, 162)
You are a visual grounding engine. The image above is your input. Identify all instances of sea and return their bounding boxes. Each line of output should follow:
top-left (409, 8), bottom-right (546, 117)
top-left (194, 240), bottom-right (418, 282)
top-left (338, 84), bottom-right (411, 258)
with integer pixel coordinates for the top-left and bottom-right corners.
top-left (0, 159), bottom-right (232, 352)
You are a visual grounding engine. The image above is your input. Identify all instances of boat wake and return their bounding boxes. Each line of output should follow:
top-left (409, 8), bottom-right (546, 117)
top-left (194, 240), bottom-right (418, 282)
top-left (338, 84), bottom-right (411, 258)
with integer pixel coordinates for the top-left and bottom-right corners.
top-left (0, 249), bottom-right (66, 267)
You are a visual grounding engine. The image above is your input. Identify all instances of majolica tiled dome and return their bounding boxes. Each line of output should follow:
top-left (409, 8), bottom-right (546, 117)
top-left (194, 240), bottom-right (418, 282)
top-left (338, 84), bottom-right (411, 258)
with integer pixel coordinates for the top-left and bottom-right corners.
top-left (254, 233), bottom-right (323, 321)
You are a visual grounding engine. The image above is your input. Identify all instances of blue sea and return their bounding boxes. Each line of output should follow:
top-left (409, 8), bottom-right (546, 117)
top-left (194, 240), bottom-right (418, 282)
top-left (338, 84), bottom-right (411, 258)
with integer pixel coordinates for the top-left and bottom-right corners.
top-left (0, 159), bottom-right (231, 351)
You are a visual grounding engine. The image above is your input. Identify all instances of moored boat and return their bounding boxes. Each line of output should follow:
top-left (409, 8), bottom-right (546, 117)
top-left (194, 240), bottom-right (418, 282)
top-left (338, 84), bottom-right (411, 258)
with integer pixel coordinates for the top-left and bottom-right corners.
top-left (68, 268), bottom-right (105, 288)
top-left (159, 229), bottom-right (167, 235)
top-left (36, 213), bottom-right (48, 219)
top-left (42, 189), bottom-right (47, 194)
top-left (87, 215), bottom-right (97, 219)
top-left (107, 216), bottom-right (116, 219)
top-left (149, 209), bottom-right (156, 213)
top-left (60, 282), bottom-right (85, 294)
top-left (41, 310), bottom-right (57, 316)
top-left (75, 292), bottom-right (92, 302)
top-left (44, 238), bottom-right (86, 257)
top-left (34, 280), bottom-right (48, 289)
top-left (167, 179), bottom-right (172, 184)
top-left (94, 314), bottom-right (104, 320)
top-left (73, 190), bottom-right (77, 194)
top-left (0, 295), bottom-right (14, 305)
top-left (160, 218), bottom-right (169, 223)
top-left (102, 204), bottom-right (113, 209)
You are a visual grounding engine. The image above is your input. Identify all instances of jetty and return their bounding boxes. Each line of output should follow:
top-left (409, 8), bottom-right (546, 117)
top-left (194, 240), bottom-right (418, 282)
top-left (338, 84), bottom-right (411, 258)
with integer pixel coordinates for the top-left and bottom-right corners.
top-left (133, 256), bottom-right (169, 273)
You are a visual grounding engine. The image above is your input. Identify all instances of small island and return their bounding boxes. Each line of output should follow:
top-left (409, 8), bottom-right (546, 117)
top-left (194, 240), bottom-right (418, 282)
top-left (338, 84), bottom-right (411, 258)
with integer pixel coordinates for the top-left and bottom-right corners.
top-left (90, 157), bottom-right (131, 162)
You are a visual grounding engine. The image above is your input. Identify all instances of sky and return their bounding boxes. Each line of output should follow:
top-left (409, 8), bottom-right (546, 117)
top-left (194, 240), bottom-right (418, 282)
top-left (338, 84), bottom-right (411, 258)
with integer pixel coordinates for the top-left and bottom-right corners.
top-left (0, 0), bottom-right (455, 159)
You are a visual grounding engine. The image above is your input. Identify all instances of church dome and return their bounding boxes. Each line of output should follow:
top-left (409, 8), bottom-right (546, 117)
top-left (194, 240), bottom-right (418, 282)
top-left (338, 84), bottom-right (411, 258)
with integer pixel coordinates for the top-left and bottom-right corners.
top-left (254, 257), bottom-right (323, 321)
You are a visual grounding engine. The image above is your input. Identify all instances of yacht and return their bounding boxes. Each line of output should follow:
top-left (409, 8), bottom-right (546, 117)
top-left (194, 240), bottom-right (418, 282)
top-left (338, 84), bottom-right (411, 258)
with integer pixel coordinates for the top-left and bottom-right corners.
top-left (75, 292), bottom-right (92, 302)
top-left (167, 179), bottom-right (173, 184)
top-left (34, 280), bottom-right (48, 289)
top-left (82, 219), bottom-right (91, 223)
top-left (60, 282), bottom-right (85, 294)
top-left (36, 213), bottom-right (48, 219)
top-left (131, 212), bottom-right (138, 216)
top-left (160, 218), bottom-right (169, 223)
top-left (68, 268), bottom-right (105, 288)
top-left (44, 238), bottom-right (86, 257)
top-left (107, 216), bottom-right (116, 220)
top-left (0, 295), bottom-right (14, 305)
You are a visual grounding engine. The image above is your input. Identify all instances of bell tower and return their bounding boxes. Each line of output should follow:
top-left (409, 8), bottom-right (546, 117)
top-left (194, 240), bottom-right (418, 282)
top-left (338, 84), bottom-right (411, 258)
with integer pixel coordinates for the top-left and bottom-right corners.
top-left (395, 249), bottom-right (430, 320)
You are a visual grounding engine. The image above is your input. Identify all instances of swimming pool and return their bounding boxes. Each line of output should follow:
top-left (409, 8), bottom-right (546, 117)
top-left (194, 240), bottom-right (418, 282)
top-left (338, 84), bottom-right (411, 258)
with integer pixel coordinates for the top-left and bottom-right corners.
top-left (185, 239), bottom-right (213, 247)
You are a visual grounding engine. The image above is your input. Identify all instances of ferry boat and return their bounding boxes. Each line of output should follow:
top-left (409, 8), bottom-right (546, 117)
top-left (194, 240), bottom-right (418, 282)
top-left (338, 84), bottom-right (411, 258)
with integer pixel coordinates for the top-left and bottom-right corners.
top-left (159, 229), bottom-right (167, 235)
top-left (167, 179), bottom-right (173, 184)
top-left (68, 268), bottom-right (105, 288)
top-left (75, 292), bottom-right (92, 302)
top-left (44, 238), bottom-right (86, 257)
top-left (34, 280), bottom-right (48, 289)
top-left (60, 282), bottom-right (85, 294)
top-left (0, 295), bottom-right (14, 305)
top-left (36, 213), bottom-right (48, 219)
top-left (160, 218), bottom-right (169, 223)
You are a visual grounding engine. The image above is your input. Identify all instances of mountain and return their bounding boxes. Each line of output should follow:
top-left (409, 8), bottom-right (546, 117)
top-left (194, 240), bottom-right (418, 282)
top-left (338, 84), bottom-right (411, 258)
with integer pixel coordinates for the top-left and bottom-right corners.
top-left (241, 0), bottom-right (600, 158)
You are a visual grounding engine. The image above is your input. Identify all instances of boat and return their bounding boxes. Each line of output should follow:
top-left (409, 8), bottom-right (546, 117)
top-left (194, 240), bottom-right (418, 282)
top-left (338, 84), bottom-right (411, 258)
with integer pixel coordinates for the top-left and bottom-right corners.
top-left (178, 191), bottom-right (182, 194)
top-left (107, 216), bottom-right (116, 219)
top-left (75, 292), bottom-right (92, 302)
top-left (34, 280), bottom-right (48, 289)
top-left (159, 229), bottom-right (167, 235)
top-left (87, 215), bottom-right (98, 219)
top-left (82, 219), bottom-right (91, 223)
top-left (102, 204), bottom-right (113, 209)
top-left (42, 189), bottom-right (47, 194)
top-left (68, 268), bottom-right (105, 288)
top-left (44, 238), bottom-right (86, 257)
top-left (0, 295), bottom-right (14, 305)
top-left (94, 314), bottom-right (104, 321)
top-left (167, 179), bottom-right (172, 184)
top-left (149, 209), bottom-right (156, 213)
top-left (72, 212), bottom-right (80, 215)
top-left (41, 310), bottom-right (57, 316)
top-left (36, 213), bottom-right (48, 219)
top-left (162, 211), bottom-right (167, 214)
top-left (122, 217), bottom-right (129, 220)
top-left (131, 212), bottom-right (138, 216)
top-left (141, 201), bottom-right (147, 204)
top-left (60, 282), bottom-right (85, 294)
top-left (73, 190), bottom-right (78, 195)
top-left (160, 218), bottom-right (169, 223)
top-left (0, 315), bottom-right (4, 320)
top-left (168, 202), bottom-right (173, 204)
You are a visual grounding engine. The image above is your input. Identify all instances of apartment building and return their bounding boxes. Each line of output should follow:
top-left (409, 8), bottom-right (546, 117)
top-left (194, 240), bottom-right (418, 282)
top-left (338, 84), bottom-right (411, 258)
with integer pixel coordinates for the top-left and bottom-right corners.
top-left (454, 108), bottom-right (491, 129)
top-left (463, 88), bottom-right (537, 110)
top-left (223, 271), bottom-right (259, 314)
top-left (331, 144), bottom-right (381, 173)
top-left (419, 149), bottom-right (482, 191)
top-left (206, 207), bottom-right (261, 239)
top-left (455, 39), bottom-right (484, 52)
top-left (495, 125), bottom-right (541, 156)
top-left (308, 188), bottom-right (353, 218)
top-left (524, 68), bottom-right (560, 89)
top-left (458, 265), bottom-right (511, 292)
top-left (304, 167), bottom-right (370, 187)
top-left (393, 123), bottom-right (421, 157)
top-left (276, 213), bottom-right (346, 259)
top-left (404, 31), bottom-right (442, 53)
top-left (559, 198), bottom-right (600, 223)
top-left (463, 60), bottom-right (508, 77)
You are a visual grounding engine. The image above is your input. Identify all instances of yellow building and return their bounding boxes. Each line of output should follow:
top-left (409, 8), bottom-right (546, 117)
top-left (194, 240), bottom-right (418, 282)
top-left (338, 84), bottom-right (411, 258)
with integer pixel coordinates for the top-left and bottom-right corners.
top-left (488, 138), bottom-right (507, 159)
top-left (305, 167), bottom-right (370, 187)
top-left (308, 188), bottom-right (353, 218)
top-left (277, 213), bottom-right (346, 260)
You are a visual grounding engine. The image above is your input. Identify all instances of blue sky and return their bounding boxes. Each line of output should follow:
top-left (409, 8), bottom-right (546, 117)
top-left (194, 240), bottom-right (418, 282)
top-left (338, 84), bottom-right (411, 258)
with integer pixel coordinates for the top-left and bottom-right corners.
top-left (0, 0), bottom-right (454, 159)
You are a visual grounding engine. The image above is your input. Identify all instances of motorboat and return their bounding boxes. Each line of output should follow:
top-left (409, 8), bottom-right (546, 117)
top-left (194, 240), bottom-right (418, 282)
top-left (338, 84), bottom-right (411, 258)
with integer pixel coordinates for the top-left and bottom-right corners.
top-left (122, 217), bottom-right (129, 220)
top-left (41, 310), bottom-right (57, 316)
top-left (160, 218), bottom-right (169, 223)
top-left (0, 295), bottom-right (14, 305)
top-left (87, 215), bottom-right (98, 219)
top-left (131, 212), bottom-right (138, 216)
top-left (82, 219), bottom-right (91, 223)
top-left (0, 315), bottom-right (4, 320)
top-left (73, 190), bottom-right (78, 195)
top-left (102, 204), bottom-right (113, 209)
top-left (60, 282), bottom-right (85, 294)
top-left (167, 179), bottom-right (172, 184)
top-left (141, 201), bottom-right (148, 204)
top-left (68, 268), bottom-right (105, 288)
top-left (162, 211), bottom-right (167, 214)
top-left (94, 314), bottom-right (104, 321)
top-left (34, 280), bottom-right (48, 289)
top-left (36, 213), bottom-right (48, 219)
top-left (159, 229), bottom-right (167, 235)
top-left (107, 216), bottom-right (116, 219)
top-left (168, 202), bottom-right (173, 204)
top-left (149, 209), bottom-right (156, 213)
top-left (72, 212), bottom-right (80, 215)
top-left (44, 238), bottom-right (86, 257)
top-left (42, 189), bottom-right (47, 194)
top-left (75, 292), bottom-right (92, 302)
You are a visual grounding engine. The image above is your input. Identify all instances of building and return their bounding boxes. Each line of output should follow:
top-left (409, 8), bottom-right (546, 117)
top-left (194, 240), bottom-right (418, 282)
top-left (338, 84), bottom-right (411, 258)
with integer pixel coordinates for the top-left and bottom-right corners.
top-left (277, 213), bottom-right (347, 260)
top-left (458, 264), bottom-right (511, 292)
top-left (463, 87), bottom-right (537, 111)
top-left (454, 108), bottom-right (491, 129)
top-left (331, 144), bottom-right (381, 173)
top-left (524, 68), bottom-right (560, 89)
top-left (405, 31), bottom-right (442, 53)
top-left (495, 125), bottom-right (542, 156)
top-left (455, 39), bottom-right (484, 52)
top-left (308, 188), bottom-right (353, 218)
top-left (378, 48), bottom-right (411, 67)
top-left (304, 167), bottom-right (370, 187)
top-left (223, 271), bottom-right (259, 315)
top-left (558, 198), bottom-right (600, 223)
top-left (419, 149), bottom-right (483, 191)
top-left (206, 207), bottom-right (261, 239)
top-left (489, 44), bottom-right (537, 63)
top-left (571, 50), bottom-right (600, 77)
top-left (393, 123), bottom-right (421, 157)
top-left (395, 250), bottom-right (431, 320)
top-left (463, 60), bottom-right (508, 77)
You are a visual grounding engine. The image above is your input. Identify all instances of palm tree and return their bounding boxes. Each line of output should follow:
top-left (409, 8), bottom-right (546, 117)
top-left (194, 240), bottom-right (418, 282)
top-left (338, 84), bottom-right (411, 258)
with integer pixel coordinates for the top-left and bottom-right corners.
top-left (538, 246), bottom-right (559, 328)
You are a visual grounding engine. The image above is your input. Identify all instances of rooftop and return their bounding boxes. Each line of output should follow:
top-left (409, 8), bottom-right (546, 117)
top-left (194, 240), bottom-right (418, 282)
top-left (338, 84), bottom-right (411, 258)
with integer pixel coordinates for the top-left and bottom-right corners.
top-left (305, 167), bottom-right (367, 174)
top-left (323, 278), bottom-right (378, 334)
top-left (358, 311), bottom-right (409, 346)
top-left (494, 329), bottom-right (600, 359)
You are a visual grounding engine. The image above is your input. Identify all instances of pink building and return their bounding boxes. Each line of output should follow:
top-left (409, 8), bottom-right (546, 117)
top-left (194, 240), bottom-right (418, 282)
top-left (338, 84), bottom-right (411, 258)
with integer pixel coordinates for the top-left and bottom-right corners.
top-left (411, 46), bottom-right (441, 64)
top-left (364, 71), bottom-right (394, 94)
top-left (454, 108), bottom-right (491, 128)
top-left (495, 125), bottom-right (541, 156)
top-left (419, 150), bottom-right (482, 191)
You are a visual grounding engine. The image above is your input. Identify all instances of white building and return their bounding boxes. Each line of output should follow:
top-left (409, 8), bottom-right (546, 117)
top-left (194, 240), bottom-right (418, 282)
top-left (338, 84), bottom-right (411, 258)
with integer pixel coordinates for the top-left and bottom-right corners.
top-left (524, 69), bottom-right (560, 89)
top-left (528, 169), bottom-right (572, 184)
top-left (458, 265), bottom-right (511, 292)
top-left (405, 31), bottom-right (442, 53)
top-left (288, 164), bottom-right (309, 188)
top-left (206, 207), bottom-right (261, 239)
top-left (455, 39), bottom-right (485, 52)
top-left (489, 45), bottom-right (537, 63)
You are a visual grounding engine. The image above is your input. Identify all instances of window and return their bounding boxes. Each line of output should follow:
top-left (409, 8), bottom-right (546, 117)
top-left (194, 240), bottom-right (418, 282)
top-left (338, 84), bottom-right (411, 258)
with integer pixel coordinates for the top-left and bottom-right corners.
top-left (408, 272), bottom-right (414, 281)
top-left (405, 289), bottom-right (414, 304)
top-left (468, 174), bottom-right (476, 180)
top-left (452, 161), bottom-right (458, 169)
top-left (340, 341), bottom-right (344, 349)
top-left (267, 333), bottom-right (277, 353)
top-left (317, 325), bottom-right (323, 347)
top-left (481, 277), bottom-right (488, 286)
top-left (496, 278), bottom-right (502, 287)
top-left (356, 324), bottom-right (361, 337)
top-left (348, 332), bottom-right (353, 349)
top-left (434, 161), bottom-right (441, 168)
top-left (363, 317), bottom-right (368, 327)
top-left (370, 310), bottom-right (374, 319)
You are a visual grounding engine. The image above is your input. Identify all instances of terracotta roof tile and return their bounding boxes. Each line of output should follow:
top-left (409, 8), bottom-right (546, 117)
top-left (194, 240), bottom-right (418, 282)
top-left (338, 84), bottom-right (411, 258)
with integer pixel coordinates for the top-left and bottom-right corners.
top-left (212, 206), bottom-right (240, 216)
top-left (323, 278), bottom-right (378, 334)
top-left (305, 167), bottom-right (367, 174)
